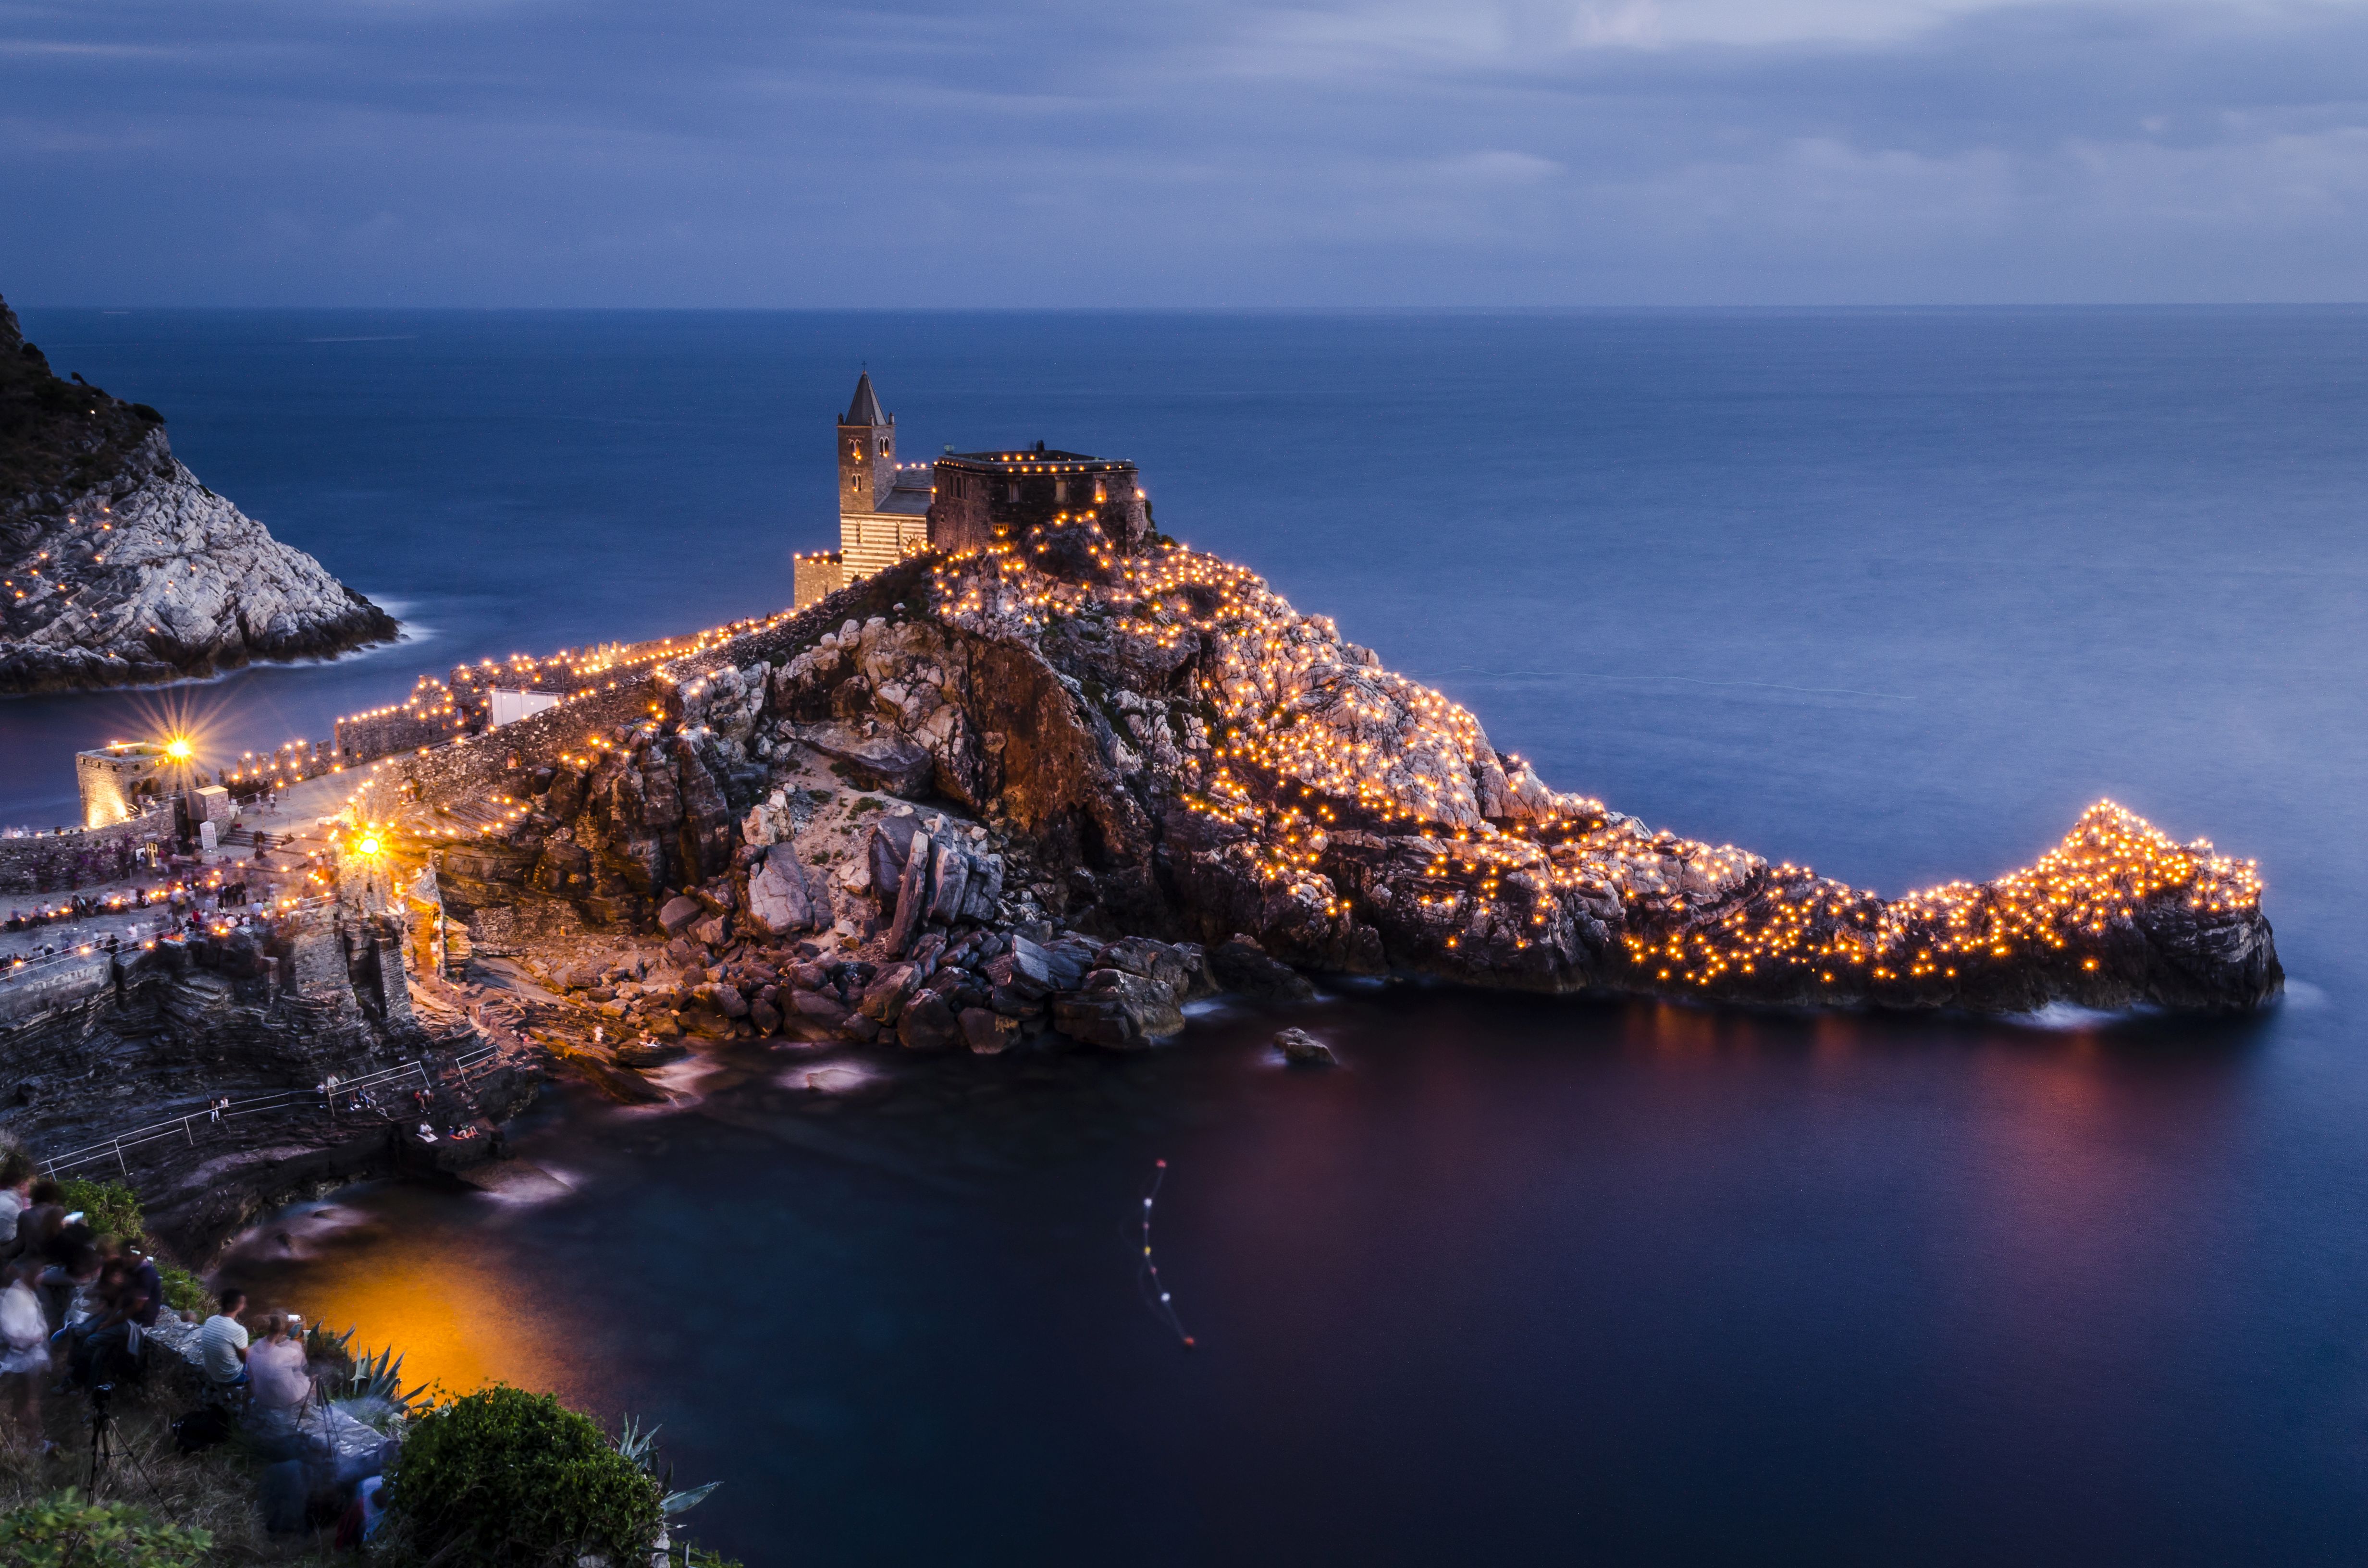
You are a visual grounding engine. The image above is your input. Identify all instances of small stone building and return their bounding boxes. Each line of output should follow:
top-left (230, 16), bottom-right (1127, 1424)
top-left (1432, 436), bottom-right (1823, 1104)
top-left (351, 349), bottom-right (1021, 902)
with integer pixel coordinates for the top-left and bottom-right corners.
top-left (76, 741), bottom-right (190, 828)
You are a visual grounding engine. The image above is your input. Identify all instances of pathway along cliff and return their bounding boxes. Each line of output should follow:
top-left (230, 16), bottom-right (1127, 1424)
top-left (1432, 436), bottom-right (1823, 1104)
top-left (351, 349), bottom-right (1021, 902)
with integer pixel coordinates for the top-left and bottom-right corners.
top-left (0, 293), bottom-right (396, 692)
top-left (343, 503), bottom-right (2279, 1028)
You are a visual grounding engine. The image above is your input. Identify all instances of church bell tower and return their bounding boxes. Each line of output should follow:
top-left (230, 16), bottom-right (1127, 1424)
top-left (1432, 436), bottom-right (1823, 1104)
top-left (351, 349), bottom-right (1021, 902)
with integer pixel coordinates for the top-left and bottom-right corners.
top-left (839, 372), bottom-right (895, 518)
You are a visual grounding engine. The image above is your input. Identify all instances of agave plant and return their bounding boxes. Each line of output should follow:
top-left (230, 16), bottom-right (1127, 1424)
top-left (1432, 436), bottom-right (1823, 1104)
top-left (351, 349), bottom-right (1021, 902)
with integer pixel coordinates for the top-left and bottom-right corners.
top-left (326, 1344), bottom-right (429, 1430)
top-left (303, 1321), bottom-right (357, 1361)
top-left (615, 1417), bottom-right (720, 1518)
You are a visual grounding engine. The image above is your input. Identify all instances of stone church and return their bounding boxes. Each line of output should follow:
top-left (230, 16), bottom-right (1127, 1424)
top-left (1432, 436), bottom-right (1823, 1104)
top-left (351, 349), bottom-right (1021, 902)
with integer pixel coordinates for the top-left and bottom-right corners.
top-left (794, 373), bottom-right (1150, 608)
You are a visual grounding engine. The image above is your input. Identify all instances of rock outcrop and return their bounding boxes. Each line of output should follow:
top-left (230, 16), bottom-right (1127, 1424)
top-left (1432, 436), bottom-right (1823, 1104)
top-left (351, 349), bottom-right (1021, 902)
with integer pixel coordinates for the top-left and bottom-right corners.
top-left (0, 293), bottom-right (397, 692)
top-left (381, 514), bottom-right (2280, 1021)
top-left (0, 906), bottom-right (534, 1258)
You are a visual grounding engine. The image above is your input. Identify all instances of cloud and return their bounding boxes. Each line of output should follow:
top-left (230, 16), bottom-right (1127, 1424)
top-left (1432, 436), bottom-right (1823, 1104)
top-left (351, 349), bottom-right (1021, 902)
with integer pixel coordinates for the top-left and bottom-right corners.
top-left (0, 0), bottom-right (2361, 303)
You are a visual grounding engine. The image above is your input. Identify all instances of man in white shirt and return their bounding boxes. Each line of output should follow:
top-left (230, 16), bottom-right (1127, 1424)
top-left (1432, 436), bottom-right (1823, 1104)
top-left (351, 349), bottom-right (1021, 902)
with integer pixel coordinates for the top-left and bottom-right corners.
top-left (197, 1288), bottom-right (250, 1389)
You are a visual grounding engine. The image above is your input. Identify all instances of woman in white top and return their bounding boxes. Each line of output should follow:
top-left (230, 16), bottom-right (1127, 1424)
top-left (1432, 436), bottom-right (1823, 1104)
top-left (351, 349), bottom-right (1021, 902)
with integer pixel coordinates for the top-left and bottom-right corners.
top-left (245, 1313), bottom-right (313, 1419)
top-left (0, 1262), bottom-right (50, 1446)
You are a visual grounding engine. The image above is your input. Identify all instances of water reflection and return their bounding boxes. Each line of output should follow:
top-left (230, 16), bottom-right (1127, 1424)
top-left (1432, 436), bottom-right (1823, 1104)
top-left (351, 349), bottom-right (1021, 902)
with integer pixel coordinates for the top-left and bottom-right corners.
top-left (220, 1191), bottom-right (582, 1401)
top-left (208, 983), bottom-right (2343, 1567)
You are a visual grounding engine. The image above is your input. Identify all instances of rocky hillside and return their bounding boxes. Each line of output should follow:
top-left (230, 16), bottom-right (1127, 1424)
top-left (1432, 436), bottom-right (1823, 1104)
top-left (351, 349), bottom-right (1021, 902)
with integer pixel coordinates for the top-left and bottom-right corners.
top-left (0, 294), bottom-right (397, 692)
top-left (382, 503), bottom-right (2279, 1024)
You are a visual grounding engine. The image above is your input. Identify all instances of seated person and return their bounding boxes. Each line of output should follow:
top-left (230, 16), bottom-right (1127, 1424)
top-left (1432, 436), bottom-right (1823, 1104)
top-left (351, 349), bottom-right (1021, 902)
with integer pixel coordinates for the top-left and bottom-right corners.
top-left (197, 1288), bottom-right (252, 1396)
top-left (246, 1314), bottom-right (311, 1420)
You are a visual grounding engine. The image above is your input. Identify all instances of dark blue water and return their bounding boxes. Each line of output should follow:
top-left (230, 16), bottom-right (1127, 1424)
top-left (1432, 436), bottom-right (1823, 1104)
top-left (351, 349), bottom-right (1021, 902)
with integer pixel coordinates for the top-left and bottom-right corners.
top-left (19, 308), bottom-right (2368, 1564)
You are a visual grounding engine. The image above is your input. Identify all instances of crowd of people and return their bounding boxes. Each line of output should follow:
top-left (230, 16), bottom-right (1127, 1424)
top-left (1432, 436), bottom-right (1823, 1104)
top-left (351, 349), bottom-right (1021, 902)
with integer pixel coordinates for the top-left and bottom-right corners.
top-left (4, 877), bottom-right (258, 931)
top-left (0, 1150), bottom-right (323, 1456)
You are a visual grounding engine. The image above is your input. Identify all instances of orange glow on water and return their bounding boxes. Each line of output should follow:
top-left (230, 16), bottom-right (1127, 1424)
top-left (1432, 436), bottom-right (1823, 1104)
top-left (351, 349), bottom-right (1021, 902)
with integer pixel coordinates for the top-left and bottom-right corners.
top-left (234, 1218), bottom-right (572, 1400)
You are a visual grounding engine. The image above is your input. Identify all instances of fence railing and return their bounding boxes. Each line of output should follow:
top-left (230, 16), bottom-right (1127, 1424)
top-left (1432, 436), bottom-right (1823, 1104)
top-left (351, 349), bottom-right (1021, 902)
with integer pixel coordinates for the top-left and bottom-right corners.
top-left (42, 1041), bottom-right (510, 1180)
top-left (0, 894), bottom-right (345, 991)
top-left (0, 933), bottom-right (149, 988)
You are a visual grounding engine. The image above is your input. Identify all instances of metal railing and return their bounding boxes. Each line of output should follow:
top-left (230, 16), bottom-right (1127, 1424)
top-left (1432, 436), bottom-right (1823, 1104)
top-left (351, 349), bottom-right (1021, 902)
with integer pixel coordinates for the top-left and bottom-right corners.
top-left (0, 894), bottom-right (344, 991)
top-left (0, 934), bottom-right (148, 987)
top-left (42, 1041), bottom-right (510, 1180)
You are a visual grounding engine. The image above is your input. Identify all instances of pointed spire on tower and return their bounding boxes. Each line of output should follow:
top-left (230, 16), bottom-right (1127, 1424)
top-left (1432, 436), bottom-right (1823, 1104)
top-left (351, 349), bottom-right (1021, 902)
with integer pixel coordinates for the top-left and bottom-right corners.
top-left (844, 372), bottom-right (888, 427)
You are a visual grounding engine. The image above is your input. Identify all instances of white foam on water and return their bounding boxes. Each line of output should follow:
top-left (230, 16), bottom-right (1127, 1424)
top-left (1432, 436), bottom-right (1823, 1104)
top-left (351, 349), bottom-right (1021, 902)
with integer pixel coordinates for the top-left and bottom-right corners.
top-left (776, 1061), bottom-right (879, 1094)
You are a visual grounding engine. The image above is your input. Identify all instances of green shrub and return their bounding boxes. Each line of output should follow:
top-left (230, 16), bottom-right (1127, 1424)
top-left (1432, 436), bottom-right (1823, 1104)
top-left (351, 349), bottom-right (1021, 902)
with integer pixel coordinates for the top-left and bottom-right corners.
top-left (386, 1385), bottom-right (663, 1566)
top-left (0, 1489), bottom-right (212, 1567)
top-left (57, 1177), bottom-right (143, 1243)
top-left (156, 1262), bottom-right (210, 1316)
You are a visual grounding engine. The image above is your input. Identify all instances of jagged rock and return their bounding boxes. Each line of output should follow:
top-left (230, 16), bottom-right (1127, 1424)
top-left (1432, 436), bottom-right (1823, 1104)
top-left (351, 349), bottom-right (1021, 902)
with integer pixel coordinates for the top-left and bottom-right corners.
top-left (870, 816), bottom-right (920, 898)
top-left (793, 720), bottom-right (935, 796)
top-left (859, 964), bottom-right (918, 1024)
top-left (926, 841), bottom-right (971, 925)
top-left (1096, 936), bottom-right (1204, 1000)
top-left (984, 943), bottom-right (1053, 997)
top-left (615, 1040), bottom-right (688, 1068)
top-left (1052, 968), bottom-right (1186, 1051)
top-left (960, 1007), bottom-right (1018, 1054)
top-left (961, 852), bottom-right (1004, 923)
top-left (749, 997), bottom-right (782, 1036)
top-left (790, 989), bottom-right (852, 1028)
top-left (689, 912), bottom-right (730, 948)
top-left (897, 992), bottom-right (962, 1051)
top-left (744, 846), bottom-right (815, 936)
top-left (1209, 935), bottom-right (1317, 1002)
top-left (694, 981), bottom-right (748, 1019)
top-left (1274, 1028), bottom-right (1337, 1067)
top-left (885, 831), bottom-right (932, 955)
top-left (1036, 936), bottom-right (1096, 991)
top-left (0, 295), bottom-right (399, 693)
top-left (657, 896), bottom-right (704, 937)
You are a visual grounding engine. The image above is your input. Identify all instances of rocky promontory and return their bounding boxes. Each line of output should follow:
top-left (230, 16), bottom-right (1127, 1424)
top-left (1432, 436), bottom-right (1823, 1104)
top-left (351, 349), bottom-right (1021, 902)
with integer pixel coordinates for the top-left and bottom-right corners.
top-left (342, 505), bottom-right (2279, 1041)
top-left (0, 293), bottom-right (397, 693)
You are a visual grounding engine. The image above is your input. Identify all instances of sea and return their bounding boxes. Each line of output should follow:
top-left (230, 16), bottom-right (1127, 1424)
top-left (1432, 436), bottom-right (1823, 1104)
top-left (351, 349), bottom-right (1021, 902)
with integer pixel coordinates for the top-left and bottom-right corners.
top-left (10, 307), bottom-right (2368, 1565)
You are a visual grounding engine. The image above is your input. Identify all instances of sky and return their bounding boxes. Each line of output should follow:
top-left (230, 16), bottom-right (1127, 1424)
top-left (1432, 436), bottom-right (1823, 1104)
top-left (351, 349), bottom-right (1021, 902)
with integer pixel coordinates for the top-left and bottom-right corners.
top-left (2, 0), bottom-right (2365, 306)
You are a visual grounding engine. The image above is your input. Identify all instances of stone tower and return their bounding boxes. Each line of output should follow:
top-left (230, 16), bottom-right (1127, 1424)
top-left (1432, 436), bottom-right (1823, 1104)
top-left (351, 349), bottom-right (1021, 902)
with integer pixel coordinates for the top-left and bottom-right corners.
top-left (838, 373), bottom-right (895, 517)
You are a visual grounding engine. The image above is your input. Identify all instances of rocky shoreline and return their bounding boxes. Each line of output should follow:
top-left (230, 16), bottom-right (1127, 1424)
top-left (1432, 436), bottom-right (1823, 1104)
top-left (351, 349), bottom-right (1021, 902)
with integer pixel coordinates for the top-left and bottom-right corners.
top-left (0, 292), bottom-right (398, 694)
top-left (0, 447), bottom-right (2281, 1312)
top-left (334, 519), bottom-right (2275, 1076)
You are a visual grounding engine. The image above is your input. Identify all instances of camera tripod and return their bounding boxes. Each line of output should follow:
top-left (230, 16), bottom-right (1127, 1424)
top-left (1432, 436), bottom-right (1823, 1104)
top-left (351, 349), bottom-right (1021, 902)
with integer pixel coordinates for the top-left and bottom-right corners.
top-left (84, 1383), bottom-right (162, 1500)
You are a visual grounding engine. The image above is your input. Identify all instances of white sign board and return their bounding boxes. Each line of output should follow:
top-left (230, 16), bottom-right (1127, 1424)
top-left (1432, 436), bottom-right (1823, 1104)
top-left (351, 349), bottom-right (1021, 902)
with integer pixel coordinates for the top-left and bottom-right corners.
top-left (489, 688), bottom-right (563, 728)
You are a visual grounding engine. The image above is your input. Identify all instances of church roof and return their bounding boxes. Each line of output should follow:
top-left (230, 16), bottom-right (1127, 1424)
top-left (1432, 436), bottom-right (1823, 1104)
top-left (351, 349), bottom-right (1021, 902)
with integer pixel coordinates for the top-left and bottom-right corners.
top-left (843, 372), bottom-right (888, 427)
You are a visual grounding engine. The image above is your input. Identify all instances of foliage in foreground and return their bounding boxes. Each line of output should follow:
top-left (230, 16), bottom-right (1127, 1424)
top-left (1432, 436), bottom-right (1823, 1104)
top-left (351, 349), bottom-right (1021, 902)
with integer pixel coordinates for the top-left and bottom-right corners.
top-left (55, 1178), bottom-right (143, 1246)
top-left (384, 1385), bottom-right (665, 1566)
top-left (0, 1489), bottom-right (212, 1568)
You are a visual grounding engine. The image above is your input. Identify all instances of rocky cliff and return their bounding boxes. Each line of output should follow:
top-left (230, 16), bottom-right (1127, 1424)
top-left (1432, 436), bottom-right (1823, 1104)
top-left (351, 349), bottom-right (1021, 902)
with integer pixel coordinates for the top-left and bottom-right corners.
top-left (0, 294), bottom-right (397, 692)
top-left (383, 507), bottom-right (2278, 1022)
top-left (0, 906), bottom-right (535, 1258)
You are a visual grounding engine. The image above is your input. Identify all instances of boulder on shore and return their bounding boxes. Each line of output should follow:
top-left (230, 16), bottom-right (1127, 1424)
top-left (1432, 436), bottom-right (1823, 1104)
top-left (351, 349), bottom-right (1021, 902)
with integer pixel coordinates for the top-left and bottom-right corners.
top-left (1053, 968), bottom-right (1185, 1051)
top-left (1209, 936), bottom-right (1316, 1003)
top-left (1274, 1028), bottom-right (1337, 1067)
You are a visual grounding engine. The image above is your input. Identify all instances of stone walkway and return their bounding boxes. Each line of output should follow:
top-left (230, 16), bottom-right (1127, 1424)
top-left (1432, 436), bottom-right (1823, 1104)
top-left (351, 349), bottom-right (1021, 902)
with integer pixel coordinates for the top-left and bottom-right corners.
top-left (0, 773), bottom-right (357, 963)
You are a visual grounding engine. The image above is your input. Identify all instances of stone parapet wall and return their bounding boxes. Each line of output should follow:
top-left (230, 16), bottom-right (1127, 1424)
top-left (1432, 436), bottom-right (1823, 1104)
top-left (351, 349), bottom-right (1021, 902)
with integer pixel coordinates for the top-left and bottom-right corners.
top-left (793, 551), bottom-right (845, 610)
top-left (350, 676), bottom-right (664, 818)
top-left (335, 709), bottom-right (449, 765)
top-left (0, 808), bottom-right (174, 895)
top-left (0, 948), bottom-right (116, 1029)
